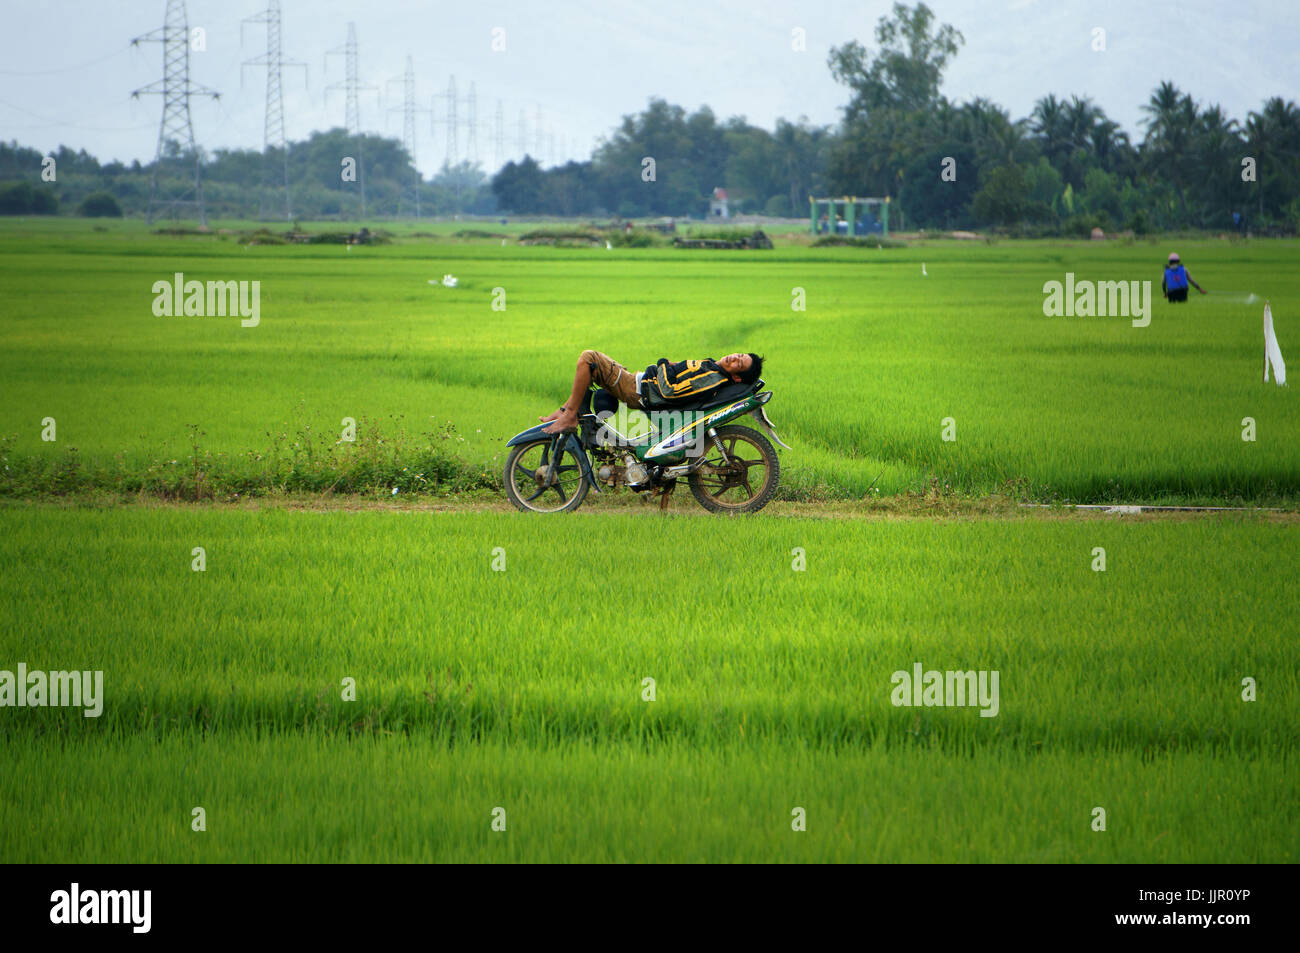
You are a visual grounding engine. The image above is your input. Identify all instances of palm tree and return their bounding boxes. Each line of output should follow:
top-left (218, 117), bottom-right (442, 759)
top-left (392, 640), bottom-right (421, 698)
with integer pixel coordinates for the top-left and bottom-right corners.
top-left (1192, 104), bottom-right (1243, 225)
top-left (1244, 97), bottom-right (1300, 221)
top-left (1064, 96), bottom-right (1100, 148)
top-left (960, 98), bottom-right (1028, 166)
top-left (1141, 82), bottom-right (1199, 221)
top-left (1088, 118), bottom-right (1130, 171)
top-left (1140, 81), bottom-right (1185, 146)
top-left (1030, 94), bottom-right (1069, 152)
top-left (1032, 95), bottom-right (1128, 185)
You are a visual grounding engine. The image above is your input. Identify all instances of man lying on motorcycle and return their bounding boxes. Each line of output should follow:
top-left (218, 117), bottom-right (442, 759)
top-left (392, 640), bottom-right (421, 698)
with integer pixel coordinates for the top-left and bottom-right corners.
top-left (541, 350), bottom-right (764, 434)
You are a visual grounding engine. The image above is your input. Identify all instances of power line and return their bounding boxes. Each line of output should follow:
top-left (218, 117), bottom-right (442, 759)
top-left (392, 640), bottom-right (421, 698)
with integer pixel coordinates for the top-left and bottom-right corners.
top-left (0, 45), bottom-right (132, 75)
top-left (0, 96), bottom-right (154, 133)
top-left (215, 97), bottom-right (262, 144)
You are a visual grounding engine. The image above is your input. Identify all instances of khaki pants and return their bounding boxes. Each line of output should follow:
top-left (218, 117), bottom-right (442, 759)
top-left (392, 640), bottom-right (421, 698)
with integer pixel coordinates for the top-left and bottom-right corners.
top-left (580, 349), bottom-right (643, 408)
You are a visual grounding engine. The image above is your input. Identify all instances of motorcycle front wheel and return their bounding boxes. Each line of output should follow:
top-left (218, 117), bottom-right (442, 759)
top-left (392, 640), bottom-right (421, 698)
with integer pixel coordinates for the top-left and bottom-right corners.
top-left (504, 437), bottom-right (590, 513)
top-left (688, 425), bottom-right (780, 514)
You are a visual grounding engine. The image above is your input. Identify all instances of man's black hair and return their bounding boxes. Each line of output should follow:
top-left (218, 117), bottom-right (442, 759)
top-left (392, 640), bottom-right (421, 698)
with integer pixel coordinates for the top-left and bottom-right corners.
top-left (739, 353), bottom-right (764, 385)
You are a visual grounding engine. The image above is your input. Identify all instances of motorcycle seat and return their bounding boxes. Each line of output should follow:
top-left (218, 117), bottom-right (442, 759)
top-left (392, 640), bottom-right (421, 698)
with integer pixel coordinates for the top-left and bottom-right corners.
top-left (661, 379), bottom-right (763, 413)
top-left (581, 380), bottom-right (763, 416)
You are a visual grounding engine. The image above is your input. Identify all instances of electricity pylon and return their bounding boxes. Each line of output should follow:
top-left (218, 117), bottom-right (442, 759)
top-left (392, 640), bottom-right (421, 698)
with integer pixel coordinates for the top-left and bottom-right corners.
top-left (131, 0), bottom-right (219, 224)
top-left (242, 0), bottom-right (306, 220)
top-left (493, 99), bottom-right (504, 166)
top-left (465, 81), bottom-right (478, 165)
top-left (326, 22), bottom-right (378, 217)
top-left (434, 74), bottom-right (458, 168)
top-left (387, 56), bottom-right (429, 217)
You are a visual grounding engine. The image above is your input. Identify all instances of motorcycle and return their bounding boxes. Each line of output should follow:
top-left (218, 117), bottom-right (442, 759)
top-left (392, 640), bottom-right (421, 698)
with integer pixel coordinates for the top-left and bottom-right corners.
top-left (503, 379), bottom-right (790, 514)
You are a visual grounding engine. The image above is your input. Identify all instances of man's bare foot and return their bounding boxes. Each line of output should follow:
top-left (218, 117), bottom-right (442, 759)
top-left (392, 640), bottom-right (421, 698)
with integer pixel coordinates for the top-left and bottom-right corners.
top-left (539, 406), bottom-right (565, 424)
top-left (542, 409), bottom-right (579, 434)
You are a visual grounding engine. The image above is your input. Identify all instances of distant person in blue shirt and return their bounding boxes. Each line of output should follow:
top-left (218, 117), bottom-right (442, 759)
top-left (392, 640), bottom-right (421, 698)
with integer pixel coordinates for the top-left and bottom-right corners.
top-left (1162, 252), bottom-right (1206, 303)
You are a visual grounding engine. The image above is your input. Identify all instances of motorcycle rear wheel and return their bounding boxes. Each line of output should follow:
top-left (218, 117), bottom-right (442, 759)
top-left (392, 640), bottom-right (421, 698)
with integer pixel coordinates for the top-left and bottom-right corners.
top-left (504, 437), bottom-right (590, 513)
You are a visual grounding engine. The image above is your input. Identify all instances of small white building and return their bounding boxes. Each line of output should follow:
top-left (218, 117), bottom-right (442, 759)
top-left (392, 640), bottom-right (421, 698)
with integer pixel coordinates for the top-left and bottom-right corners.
top-left (709, 187), bottom-right (729, 218)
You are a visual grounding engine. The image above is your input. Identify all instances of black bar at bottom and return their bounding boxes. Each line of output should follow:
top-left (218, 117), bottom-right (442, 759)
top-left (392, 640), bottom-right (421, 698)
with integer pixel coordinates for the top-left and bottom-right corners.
top-left (3, 863), bottom-right (1278, 940)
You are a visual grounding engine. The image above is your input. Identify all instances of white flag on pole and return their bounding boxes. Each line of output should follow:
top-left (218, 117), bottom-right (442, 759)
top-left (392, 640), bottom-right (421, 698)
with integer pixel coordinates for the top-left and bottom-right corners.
top-left (1263, 301), bottom-right (1286, 385)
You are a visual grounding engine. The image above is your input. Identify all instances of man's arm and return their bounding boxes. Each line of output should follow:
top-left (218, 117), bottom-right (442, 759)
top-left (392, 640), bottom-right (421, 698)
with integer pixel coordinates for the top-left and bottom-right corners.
top-left (1187, 272), bottom-right (1206, 293)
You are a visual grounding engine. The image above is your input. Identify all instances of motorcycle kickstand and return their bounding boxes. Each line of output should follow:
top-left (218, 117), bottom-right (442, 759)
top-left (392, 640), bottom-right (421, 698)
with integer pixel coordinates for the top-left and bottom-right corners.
top-left (657, 480), bottom-right (677, 511)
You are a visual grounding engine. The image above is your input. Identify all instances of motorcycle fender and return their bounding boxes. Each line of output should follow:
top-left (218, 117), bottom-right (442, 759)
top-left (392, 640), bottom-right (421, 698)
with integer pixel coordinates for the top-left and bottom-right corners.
top-left (506, 428), bottom-right (600, 494)
top-left (506, 422), bottom-right (557, 447)
top-left (750, 407), bottom-right (792, 450)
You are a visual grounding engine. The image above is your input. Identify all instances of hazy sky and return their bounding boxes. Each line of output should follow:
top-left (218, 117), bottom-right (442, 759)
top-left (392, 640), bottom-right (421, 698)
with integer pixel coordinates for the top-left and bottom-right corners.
top-left (2, 0), bottom-right (1296, 177)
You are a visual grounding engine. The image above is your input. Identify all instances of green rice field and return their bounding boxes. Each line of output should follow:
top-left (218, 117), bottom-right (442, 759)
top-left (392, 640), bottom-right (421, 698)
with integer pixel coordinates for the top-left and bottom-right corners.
top-left (0, 507), bottom-right (1295, 862)
top-left (1, 220), bottom-right (1296, 863)
top-left (1, 219), bottom-right (1296, 502)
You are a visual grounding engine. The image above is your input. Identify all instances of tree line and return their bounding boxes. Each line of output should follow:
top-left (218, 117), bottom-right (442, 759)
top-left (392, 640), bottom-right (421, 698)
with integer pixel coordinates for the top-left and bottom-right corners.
top-left (492, 3), bottom-right (1299, 234)
top-left (0, 130), bottom-right (493, 221)
top-left (3, 2), bottom-right (1297, 232)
